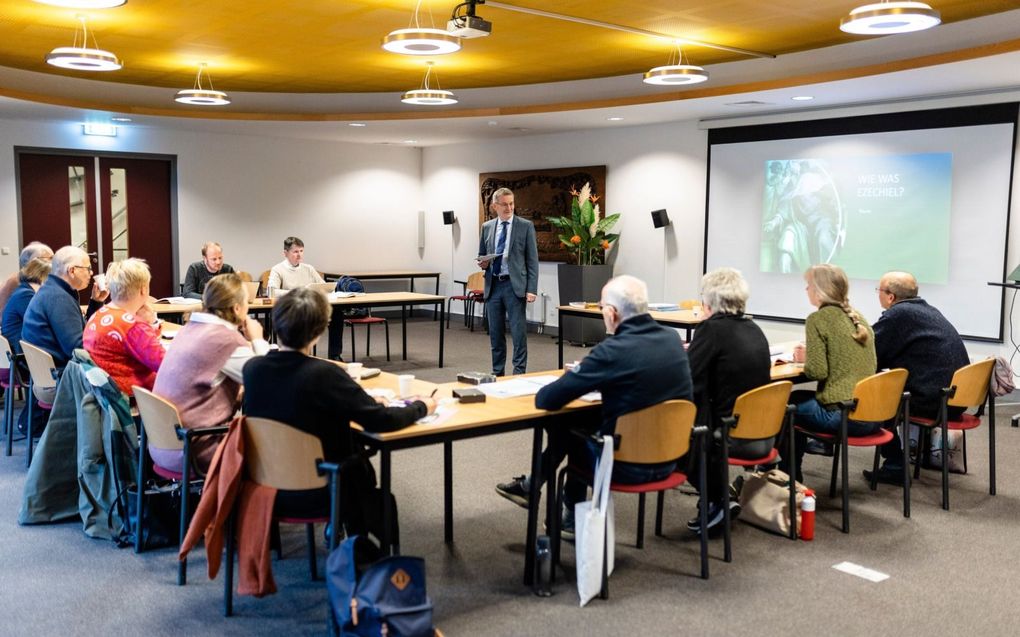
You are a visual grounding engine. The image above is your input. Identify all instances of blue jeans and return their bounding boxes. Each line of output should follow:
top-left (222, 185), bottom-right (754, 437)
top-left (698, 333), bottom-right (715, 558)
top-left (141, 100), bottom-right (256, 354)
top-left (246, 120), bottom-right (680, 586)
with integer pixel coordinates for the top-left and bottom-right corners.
top-left (486, 278), bottom-right (528, 376)
top-left (788, 396), bottom-right (882, 479)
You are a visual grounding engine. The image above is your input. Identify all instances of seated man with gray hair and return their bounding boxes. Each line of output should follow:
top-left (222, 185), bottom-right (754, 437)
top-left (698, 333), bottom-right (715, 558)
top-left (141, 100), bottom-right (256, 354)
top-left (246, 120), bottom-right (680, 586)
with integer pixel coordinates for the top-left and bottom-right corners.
top-left (496, 274), bottom-right (693, 537)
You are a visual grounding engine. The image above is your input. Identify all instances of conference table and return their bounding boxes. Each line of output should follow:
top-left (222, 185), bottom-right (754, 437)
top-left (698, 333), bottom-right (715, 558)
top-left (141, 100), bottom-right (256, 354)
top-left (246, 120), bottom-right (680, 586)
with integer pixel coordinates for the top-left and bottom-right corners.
top-left (321, 270), bottom-right (441, 320)
top-left (557, 305), bottom-right (704, 367)
top-left (352, 360), bottom-right (806, 590)
top-left (150, 291), bottom-right (448, 367)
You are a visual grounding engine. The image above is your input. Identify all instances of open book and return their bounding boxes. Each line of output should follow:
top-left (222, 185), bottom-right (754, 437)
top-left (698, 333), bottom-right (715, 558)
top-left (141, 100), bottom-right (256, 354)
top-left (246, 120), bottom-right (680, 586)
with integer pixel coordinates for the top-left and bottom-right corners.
top-left (153, 296), bottom-right (201, 305)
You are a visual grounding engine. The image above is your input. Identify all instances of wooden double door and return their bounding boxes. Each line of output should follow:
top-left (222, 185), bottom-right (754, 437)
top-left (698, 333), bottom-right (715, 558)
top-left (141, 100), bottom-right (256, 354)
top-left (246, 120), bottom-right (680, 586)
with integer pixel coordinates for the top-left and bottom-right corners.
top-left (17, 150), bottom-right (176, 297)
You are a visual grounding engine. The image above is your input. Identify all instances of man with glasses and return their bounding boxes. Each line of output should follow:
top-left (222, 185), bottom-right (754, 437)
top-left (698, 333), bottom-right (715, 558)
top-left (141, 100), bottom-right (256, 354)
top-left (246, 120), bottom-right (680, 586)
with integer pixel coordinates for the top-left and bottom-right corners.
top-left (477, 188), bottom-right (539, 376)
top-left (495, 275), bottom-right (692, 538)
top-left (21, 246), bottom-right (109, 372)
top-left (863, 271), bottom-right (969, 485)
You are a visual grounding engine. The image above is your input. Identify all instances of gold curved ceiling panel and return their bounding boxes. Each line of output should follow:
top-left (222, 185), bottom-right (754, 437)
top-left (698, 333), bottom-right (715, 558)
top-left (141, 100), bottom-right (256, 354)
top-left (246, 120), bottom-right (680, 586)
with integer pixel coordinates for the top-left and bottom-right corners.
top-left (0, 0), bottom-right (1014, 94)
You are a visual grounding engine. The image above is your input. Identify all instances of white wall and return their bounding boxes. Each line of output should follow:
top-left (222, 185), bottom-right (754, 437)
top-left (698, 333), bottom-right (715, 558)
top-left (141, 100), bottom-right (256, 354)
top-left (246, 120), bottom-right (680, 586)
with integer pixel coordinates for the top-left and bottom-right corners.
top-left (0, 119), bottom-right (423, 286)
top-left (421, 121), bottom-right (708, 326)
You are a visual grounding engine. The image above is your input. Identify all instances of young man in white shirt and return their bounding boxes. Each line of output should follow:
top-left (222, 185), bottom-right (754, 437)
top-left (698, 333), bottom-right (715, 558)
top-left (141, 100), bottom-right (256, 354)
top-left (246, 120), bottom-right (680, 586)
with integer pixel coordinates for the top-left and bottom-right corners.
top-left (267, 236), bottom-right (344, 360)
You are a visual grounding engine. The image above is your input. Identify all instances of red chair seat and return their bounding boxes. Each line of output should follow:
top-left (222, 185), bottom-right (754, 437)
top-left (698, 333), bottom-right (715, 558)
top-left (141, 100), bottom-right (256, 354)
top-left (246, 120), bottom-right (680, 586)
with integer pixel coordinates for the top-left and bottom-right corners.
top-left (276, 515), bottom-right (329, 525)
top-left (344, 316), bottom-right (386, 325)
top-left (728, 448), bottom-right (778, 467)
top-left (610, 472), bottom-right (687, 493)
top-left (796, 427), bottom-right (893, 447)
top-left (911, 414), bottom-right (981, 431)
top-left (36, 400), bottom-right (53, 410)
top-left (152, 463), bottom-right (183, 481)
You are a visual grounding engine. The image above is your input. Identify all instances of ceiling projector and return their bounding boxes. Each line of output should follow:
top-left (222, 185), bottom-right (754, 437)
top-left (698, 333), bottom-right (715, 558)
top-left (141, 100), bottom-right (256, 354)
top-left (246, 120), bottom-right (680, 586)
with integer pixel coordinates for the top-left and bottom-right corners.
top-left (447, 15), bottom-right (492, 38)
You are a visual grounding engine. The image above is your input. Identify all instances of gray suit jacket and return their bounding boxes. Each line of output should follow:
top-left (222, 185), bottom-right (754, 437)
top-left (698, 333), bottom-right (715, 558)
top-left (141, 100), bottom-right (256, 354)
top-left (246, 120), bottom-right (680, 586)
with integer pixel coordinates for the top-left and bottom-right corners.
top-left (479, 215), bottom-right (539, 299)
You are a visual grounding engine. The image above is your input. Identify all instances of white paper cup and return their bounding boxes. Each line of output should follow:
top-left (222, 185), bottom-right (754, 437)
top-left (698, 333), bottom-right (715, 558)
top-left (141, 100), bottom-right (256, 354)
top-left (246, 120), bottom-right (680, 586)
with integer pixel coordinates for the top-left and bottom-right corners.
top-left (93, 273), bottom-right (107, 292)
top-left (346, 362), bottom-right (363, 381)
top-left (398, 374), bottom-right (415, 398)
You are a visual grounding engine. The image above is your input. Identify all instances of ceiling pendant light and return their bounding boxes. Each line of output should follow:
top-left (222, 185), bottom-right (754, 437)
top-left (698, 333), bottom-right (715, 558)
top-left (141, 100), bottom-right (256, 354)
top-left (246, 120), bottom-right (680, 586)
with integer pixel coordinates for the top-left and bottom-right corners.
top-left (642, 44), bottom-right (708, 86)
top-left (840, 1), bottom-right (941, 35)
top-left (401, 62), bottom-right (457, 105)
top-left (45, 16), bottom-right (122, 71)
top-left (174, 64), bottom-right (231, 106)
top-left (34, 0), bottom-right (127, 8)
top-left (383, 0), bottom-right (461, 55)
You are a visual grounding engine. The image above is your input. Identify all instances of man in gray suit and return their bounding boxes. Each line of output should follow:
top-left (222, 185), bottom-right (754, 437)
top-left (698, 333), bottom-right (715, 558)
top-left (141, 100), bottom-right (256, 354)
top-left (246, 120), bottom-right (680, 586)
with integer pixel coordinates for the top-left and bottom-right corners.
top-left (477, 188), bottom-right (539, 376)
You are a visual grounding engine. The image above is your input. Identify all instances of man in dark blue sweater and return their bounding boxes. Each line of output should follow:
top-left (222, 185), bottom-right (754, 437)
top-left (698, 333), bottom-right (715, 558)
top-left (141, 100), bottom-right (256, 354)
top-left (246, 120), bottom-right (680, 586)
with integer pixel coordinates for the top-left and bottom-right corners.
top-left (21, 246), bottom-right (108, 375)
top-left (864, 271), bottom-right (969, 484)
top-left (496, 275), bottom-right (692, 536)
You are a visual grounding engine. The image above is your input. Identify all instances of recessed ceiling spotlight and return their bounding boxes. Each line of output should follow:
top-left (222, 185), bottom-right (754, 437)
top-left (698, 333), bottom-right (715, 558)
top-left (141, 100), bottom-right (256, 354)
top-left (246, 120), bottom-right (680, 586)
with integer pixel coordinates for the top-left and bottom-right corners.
top-left (840, 2), bottom-right (941, 35)
top-left (46, 16), bottom-right (121, 71)
top-left (174, 63), bottom-right (230, 106)
top-left (607, 117), bottom-right (624, 121)
top-left (403, 139), bottom-right (418, 144)
top-left (110, 116), bottom-right (132, 122)
top-left (35, 0), bottom-right (127, 8)
top-left (791, 95), bottom-right (814, 101)
top-left (348, 123), bottom-right (367, 127)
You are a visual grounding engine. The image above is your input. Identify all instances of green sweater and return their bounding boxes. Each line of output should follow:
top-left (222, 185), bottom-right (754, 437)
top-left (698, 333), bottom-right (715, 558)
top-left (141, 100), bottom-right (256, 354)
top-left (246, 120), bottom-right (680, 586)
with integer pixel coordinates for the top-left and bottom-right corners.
top-left (804, 305), bottom-right (877, 406)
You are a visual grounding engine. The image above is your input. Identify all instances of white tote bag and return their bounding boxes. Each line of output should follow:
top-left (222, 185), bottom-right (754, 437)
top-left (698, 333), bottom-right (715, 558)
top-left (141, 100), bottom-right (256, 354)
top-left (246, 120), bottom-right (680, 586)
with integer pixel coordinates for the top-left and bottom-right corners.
top-left (575, 434), bottom-right (616, 607)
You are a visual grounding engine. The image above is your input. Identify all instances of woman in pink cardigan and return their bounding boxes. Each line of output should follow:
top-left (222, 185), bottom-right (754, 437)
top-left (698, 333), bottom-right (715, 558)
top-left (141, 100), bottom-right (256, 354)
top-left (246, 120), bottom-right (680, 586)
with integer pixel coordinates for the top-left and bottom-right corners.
top-left (151, 274), bottom-right (269, 473)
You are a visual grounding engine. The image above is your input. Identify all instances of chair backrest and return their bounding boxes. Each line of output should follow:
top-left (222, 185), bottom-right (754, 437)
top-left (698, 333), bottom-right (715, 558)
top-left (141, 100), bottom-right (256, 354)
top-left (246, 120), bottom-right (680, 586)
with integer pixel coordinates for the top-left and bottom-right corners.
top-left (20, 341), bottom-right (59, 390)
top-left (466, 271), bottom-right (485, 293)
top-left (850, 368), bottom-right (908, 422)
top-left (947, 358), bottom-right (995, 409)
top-left (244, 417), bottom-right (327, 491)
top-left (730, 380), bottom-right (793, 440)
top-left (236, 270), bottom-right (254, 283)
top-left (242, 280), bottom-right (260, 301)
top-left (613, 399), bottom-right (697, 464)
top-left (133, 386), bottom-right (185, 451)
top-left (259, 269), bottom-right (271, 293)
top-left (0, 334), bottom-right (12, 371)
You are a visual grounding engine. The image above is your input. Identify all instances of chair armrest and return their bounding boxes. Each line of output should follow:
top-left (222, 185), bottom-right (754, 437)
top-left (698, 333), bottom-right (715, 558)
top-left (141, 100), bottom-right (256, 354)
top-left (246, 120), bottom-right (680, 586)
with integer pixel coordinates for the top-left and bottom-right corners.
top-left (722, 415), bottom-right (738, 430)
top-left (175, 424), bottom-right (230, 442)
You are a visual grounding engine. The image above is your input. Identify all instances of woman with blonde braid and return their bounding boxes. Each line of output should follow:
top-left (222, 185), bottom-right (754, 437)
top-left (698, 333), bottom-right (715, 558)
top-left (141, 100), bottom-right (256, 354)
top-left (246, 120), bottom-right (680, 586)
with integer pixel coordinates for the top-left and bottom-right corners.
top-left (787, 264), bottom-right (877, 479)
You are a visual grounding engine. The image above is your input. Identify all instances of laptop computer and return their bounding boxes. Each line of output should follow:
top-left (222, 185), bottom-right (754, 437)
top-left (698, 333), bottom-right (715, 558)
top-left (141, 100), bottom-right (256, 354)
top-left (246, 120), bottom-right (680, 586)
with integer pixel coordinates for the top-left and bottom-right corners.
top-left (306, 282), bottom-right (336, 295)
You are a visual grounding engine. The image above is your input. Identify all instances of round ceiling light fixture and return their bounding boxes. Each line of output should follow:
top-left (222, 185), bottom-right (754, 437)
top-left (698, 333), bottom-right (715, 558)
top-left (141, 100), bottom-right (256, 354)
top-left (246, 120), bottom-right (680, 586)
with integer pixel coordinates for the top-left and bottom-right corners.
top-left (402, 62), bottom-right (458, 105)
top-left (642, 64), bottom-right (709, 86)
top-left (840, 2), bottom-right (941, 35)
top-left (383, 28), bottom-right (461, 55)
top-left (45, 16), bottom-right (121, 71)
top-left (34, 0), bottom-right (127, 7)
top-left (174, 64), bottom-right (231, 106)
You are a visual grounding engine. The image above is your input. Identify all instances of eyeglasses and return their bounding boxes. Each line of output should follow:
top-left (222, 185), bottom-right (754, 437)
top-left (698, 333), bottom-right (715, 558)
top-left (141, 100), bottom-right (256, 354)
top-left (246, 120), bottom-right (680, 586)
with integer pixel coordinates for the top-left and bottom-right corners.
top-left (597, 302), bottom-right (616, 311)
top-left (875, 287), bottom-right (891, 293)
top-left (72, 264), bottom-right (93, 274)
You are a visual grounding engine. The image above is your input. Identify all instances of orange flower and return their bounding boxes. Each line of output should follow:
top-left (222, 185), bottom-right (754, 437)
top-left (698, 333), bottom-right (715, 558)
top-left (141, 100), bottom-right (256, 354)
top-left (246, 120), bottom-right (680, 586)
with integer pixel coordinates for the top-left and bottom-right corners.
top-left (601, 240), bottom-right (611, 250)
top-left (570, 235), bottom-right (582, 245)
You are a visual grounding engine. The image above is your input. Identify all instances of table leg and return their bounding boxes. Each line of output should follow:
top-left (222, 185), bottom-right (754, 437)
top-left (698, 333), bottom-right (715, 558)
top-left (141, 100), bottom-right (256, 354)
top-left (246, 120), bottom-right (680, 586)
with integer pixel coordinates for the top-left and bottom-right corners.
top-left (557, 308), bottom-right (564, 368)
top-left (381, 449), bottom-right (395, 555)
top-left (433, 275), bottom-right (440, 321)
top-left (438, 302), bottom-right (445, 368)
top-left (401, 305), bottom-right (408, 361)
top-left (444, 441), bottom-right (453, 544)
top-left (523, 424), bottom-right (543, 587)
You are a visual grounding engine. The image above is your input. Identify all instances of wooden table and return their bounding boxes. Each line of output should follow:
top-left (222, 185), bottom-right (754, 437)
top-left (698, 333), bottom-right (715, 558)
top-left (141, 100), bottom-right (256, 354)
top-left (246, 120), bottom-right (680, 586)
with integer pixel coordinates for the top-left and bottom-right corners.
top-left (157, 292), bottom-right (448, 367)
top-left (557, 306), bottom-right (704, 367)
top-left (354, 361), bottom-right (802, 590)
top-left (320, 271), bottom-right (441, 296)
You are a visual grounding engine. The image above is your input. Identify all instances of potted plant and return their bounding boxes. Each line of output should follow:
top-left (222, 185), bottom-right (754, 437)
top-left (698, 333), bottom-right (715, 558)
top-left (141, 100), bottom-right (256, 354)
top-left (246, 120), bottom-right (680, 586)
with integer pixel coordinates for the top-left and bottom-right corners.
top-left (548, 183), bottom-right (620, 345)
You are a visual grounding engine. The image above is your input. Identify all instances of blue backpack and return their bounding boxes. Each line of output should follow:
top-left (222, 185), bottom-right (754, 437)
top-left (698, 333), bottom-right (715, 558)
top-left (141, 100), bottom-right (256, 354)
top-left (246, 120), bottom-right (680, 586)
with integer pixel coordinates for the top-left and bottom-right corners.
top-left (335, 276), bottom-right (368, 317)
top-left (327, 536), bottom-right (435, 637)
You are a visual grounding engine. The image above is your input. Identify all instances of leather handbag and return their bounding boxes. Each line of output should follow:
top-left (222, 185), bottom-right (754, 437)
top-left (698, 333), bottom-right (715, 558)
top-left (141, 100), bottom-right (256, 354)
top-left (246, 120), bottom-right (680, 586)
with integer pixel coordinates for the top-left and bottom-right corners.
top-left (737, 469), bottom-right (807, 536)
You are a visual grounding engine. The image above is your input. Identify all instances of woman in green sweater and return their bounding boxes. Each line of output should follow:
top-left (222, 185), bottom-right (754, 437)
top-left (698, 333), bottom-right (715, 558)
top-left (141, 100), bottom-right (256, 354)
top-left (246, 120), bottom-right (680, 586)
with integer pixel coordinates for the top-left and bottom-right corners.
top-left (789, 264), bottom-right (878, 475)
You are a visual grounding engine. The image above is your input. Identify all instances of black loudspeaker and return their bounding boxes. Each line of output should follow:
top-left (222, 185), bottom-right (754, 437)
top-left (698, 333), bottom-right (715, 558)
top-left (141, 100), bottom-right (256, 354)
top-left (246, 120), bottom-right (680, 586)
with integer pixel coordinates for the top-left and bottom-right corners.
top-left (651, 209), bottom-right (670, 229)
top-left (442, 210), bottom-right (456, 225)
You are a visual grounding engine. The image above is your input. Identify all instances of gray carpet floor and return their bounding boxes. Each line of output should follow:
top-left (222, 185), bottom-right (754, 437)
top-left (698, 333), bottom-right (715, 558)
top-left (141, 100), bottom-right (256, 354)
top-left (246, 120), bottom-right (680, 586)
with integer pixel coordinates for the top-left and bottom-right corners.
top-left (2, 315), bottom-right (1020, 636)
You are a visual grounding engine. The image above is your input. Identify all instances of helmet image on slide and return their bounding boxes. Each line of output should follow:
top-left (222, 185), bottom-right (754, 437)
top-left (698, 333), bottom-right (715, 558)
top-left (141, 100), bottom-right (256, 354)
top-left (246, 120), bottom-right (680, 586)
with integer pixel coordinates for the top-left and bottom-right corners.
top-left (760, 159), bottom-right (844, 273)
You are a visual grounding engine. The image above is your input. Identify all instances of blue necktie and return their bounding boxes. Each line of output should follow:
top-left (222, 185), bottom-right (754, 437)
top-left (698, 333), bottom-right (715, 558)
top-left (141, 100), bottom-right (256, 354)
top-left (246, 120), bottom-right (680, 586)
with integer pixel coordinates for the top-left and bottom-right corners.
top-left (492, 221), bottom-right (508, 277)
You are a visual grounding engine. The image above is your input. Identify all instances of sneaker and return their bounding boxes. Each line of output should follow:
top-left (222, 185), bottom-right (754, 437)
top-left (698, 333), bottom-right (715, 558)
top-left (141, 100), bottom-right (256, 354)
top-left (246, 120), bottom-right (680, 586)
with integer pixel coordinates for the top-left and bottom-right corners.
top-left (495, 475), bottom-right (530, 509)
top-left (687, 501), bottom-right (740, 534)
top-left (560, 509), bottom-right (575, 542)
top-left (805, 440), bottom-right (834, 456)
top-left (729, 475), bottom-right (745, 501)
top-left (862, 464), bottom-right (906, 486)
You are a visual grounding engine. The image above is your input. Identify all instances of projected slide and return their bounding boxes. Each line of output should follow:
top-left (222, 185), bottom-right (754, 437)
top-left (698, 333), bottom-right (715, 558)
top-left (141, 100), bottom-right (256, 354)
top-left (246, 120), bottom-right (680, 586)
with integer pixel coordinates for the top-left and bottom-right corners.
top-left (759, 153), bottom-right (952, 283)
